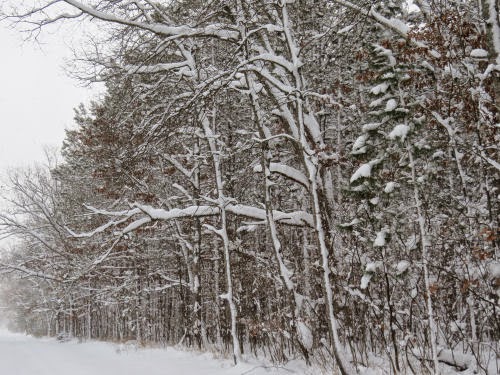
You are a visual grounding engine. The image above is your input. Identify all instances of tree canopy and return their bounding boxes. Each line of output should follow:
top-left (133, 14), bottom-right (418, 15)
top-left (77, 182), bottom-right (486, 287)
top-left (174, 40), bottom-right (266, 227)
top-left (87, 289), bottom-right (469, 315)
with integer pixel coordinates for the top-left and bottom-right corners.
top-left (1, 1), bottom-right (498, 374)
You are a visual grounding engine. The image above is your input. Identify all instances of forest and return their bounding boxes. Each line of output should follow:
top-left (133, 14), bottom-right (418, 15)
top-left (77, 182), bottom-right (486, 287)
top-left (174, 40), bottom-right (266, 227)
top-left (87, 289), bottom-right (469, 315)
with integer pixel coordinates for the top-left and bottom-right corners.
top-left (0, 1), bottom-right (498, 374)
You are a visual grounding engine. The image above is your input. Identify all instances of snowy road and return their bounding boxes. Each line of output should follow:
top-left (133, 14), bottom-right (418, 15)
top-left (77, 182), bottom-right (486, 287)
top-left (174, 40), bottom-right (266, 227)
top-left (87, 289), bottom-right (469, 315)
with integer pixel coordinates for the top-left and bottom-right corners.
top-left (0, 329), bottom-right (310, 375)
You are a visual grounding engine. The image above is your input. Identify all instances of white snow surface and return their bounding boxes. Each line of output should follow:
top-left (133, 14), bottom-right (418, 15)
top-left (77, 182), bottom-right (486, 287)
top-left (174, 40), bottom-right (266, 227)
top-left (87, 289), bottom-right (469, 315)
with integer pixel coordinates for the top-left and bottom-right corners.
top-left (373, 229), bottom-right (387, 247)
top-left (385, 99), bottom-right (398, 112)
top-left (488, 262), bottom-right (500, 278)
top-left (360, 274), bottom-right (373, 289)
top-left (340, 218), bottom-right (360, 227)
top-left (296, 321), bottom-right (314, 350)
top-left (395, 260), bottom-right (410, 275)
top-left (373, 44), bottom-right (396, 66)
top-left (0, 328), bottom-right (313, 375)
top-left (352, 134), bottom-right (369, 154)
top-left (470, 48), bottom-right (488, 58)
top-left (362, 122), bottom-right (382, 132)
top-left (384, 181), bottom-right (396, 193)
top-left (303, 112), bottom-right (323, 144)
top-left (360, 262), bottom-right (381, 289)
top-left (370, 82), bottom-right (389, 95)
top-left (388, 124), bottom-right (409, 141)
top-left (350, 163), bottom-right (372, 183)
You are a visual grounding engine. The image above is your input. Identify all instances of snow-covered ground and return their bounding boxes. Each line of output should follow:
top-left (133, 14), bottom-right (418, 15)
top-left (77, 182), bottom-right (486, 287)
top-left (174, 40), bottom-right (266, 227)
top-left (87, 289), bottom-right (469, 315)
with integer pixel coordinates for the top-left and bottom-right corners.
top-left (0, 328), bottom-right (313, 375)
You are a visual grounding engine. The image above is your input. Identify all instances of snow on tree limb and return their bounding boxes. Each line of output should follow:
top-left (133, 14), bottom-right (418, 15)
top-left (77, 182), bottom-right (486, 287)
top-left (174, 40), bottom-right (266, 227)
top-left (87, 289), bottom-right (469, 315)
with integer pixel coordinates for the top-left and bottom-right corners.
top-left (124, 61), bottom-right (190, 75)
top-left (6, 0), bottom-right (240, 40)
top-left (332, 0), bottom-right (408, 38)
top-left (0, 262), bottom-right (63, 282)
top-left (68, 202), bottom-right (314, 239)
top-left (254, 162), bottom-right (310, 189)
top-left (131, 203), bottom-right (313, 228)
top-left (226, 204), bottom-right (313, 227)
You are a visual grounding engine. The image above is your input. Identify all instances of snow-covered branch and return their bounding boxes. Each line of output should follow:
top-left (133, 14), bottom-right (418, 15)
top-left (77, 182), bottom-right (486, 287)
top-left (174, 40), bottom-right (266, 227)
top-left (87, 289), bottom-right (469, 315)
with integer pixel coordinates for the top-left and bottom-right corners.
top-left (254, 163), bottom-right (310, 189)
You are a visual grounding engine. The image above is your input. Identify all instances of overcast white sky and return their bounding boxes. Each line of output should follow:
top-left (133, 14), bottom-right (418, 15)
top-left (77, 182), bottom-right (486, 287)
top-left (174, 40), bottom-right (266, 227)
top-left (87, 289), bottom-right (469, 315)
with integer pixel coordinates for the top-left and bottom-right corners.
top-left (0, 24), bottom-right (100, 172)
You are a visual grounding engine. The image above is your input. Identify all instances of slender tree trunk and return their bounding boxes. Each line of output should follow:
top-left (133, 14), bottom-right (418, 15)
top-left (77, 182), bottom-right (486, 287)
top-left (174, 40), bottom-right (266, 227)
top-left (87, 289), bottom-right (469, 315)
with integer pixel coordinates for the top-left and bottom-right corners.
top-left (201, 112), bottom-right (241, 364)
top-left (408, 147), bottom-right (439, 375)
